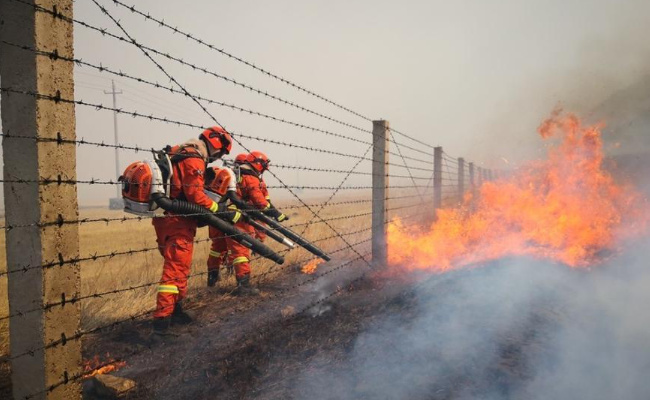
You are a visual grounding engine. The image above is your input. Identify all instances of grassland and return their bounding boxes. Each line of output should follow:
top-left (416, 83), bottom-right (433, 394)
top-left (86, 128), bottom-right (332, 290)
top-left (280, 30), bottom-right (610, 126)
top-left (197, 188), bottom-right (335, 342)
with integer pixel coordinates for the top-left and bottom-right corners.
top-left (0, 191), bottom-right (430, 357)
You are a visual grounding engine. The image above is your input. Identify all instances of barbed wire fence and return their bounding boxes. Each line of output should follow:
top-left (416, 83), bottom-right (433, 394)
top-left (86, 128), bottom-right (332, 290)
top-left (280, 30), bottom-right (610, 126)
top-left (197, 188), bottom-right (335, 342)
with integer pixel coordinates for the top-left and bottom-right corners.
top-left (0, 0), bottom-right (498, 398)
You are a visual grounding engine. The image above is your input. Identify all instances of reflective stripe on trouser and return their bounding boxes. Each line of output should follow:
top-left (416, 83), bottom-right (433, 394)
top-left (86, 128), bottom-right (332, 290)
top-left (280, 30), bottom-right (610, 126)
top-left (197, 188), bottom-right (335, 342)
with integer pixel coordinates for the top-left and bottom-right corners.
top-left (226, 220), bottom-right (255, 279)
top-left (158, 285), bottom-right (179, 294)
top-left (232, 256), bottom-right (249, 265)
top-left (208, 227), bottom-right (228, 272)
top-left (152, 216), bottom-right (197, 318)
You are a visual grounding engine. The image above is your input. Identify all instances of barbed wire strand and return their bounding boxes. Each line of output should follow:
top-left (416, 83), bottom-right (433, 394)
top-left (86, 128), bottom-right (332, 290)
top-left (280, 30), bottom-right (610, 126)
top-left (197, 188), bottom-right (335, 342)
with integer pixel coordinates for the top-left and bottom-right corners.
top-left (7, 0), bottom-right (438, 163)
top-left (0, 191), bottom-right (424, 231)
top-left (0, 208), bottom-right (429, 324)
top-left (388, 130), bottom-right (425, 203)
top-left (108, 0), bottom-right (372, 122)
top-left (0, 203), bottom-right (424, 279)
top-left (106, 0), bottom-right (435, 160)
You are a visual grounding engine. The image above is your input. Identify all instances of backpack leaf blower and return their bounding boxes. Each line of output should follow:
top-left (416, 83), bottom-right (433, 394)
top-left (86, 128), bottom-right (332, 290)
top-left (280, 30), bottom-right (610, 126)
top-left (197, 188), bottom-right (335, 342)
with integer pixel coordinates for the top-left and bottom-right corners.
top-left (119, 155), bottom-right (284, 265)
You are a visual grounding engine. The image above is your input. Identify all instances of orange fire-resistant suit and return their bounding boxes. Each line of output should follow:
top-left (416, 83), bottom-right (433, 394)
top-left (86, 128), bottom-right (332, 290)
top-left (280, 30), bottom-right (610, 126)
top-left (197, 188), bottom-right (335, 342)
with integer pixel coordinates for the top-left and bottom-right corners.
top-left (205, 166), bottom-right (235, 277)
top-left (152, 140), bottom-right (219, 319)
top-left (208, 165), bottom-right (272, 280)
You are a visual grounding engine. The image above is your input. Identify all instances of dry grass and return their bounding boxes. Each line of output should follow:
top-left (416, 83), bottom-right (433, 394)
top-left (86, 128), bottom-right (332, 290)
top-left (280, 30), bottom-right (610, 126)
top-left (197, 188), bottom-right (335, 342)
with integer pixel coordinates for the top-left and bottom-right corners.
top-left (0, 191), bottom-right (431, 357)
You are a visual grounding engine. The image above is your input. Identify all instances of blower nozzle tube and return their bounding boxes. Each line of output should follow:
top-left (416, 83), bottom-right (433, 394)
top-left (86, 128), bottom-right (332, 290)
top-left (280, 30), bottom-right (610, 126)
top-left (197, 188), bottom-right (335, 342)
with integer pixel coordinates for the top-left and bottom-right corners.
top-left (245, 216), bottom-right (295, 249)
top-left (228, 194), bottom-right (331, 262)
top-left (150, 193), bottom-right (284, 265)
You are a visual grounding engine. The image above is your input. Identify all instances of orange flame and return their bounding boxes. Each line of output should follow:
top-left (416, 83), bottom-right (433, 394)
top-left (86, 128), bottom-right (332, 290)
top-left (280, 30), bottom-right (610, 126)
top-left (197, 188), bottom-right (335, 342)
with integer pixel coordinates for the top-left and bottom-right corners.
top-left (301, 258), bottom-right (324, 274)
top-left (82, 353), bottom-right (127, 379)
top-left (388, 111), bottom-right (649, 272)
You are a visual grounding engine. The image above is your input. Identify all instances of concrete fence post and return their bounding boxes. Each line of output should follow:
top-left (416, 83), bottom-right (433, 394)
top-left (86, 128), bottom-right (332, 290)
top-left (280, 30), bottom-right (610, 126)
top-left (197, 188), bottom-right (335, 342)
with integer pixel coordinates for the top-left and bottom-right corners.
top-left (469, 162), bottom-right (475, 191)
top-left (457, 157), bottom-right (465, 203)
top-left (371, 120), bottom-right (389, 267)
top-left (0, 1), bottom-right (82, 399)
top-left (468, 162), bottom-right (476, 208)
top-left (433, 146), bottom-right (443, 213)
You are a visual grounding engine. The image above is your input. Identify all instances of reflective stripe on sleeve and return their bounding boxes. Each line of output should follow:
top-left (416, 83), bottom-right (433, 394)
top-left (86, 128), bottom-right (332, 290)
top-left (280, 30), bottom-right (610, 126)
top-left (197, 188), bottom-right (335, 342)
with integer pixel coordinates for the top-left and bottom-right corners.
top-left (157, 285), bottom-right (179, 294)
top-left (209, 202), bottom-right (219, 213)
top-left (232, 256), bottom-right (249, 265)
top-left (209, 250), bottom-right (223, 258)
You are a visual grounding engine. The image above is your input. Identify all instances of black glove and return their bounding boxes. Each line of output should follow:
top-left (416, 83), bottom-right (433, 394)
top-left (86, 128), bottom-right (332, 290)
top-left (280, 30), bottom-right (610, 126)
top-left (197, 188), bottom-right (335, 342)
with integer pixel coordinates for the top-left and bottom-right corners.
top-left (218, 204), bottom-right (242, 224)
top-left (276, 213), bottom-right (289, 222)
top-left (264, 205), bottom-right (288, 222)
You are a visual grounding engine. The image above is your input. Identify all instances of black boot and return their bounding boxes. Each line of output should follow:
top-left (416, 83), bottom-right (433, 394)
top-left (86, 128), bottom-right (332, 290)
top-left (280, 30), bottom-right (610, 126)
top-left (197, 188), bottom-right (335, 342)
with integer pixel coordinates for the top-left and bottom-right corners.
top-left (171, 301), bottom-right (194, 325)
top-left (151, 316), bottom-right (178, 344)
top-left (207, 269), bottom-right (220, 287)
top-left (233, 275), bottom-right (260, 296)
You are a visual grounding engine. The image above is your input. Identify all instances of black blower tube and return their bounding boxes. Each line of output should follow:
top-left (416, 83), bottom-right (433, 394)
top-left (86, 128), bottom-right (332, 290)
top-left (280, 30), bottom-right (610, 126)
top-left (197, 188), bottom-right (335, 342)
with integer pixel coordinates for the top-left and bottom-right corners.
top-left (243, 214), bottom-right (295, 249)
top-left (151, 193), bottom-right (284, 265)
top-left (227, 194), bottom-right (331, 262)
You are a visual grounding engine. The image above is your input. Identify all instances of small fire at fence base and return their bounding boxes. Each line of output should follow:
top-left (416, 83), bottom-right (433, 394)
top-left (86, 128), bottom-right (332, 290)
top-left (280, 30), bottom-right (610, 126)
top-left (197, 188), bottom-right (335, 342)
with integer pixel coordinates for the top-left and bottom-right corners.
top-left (301, 258), bottom-right (324, 274)
top-left (82, 353), bottom-right (127, 379)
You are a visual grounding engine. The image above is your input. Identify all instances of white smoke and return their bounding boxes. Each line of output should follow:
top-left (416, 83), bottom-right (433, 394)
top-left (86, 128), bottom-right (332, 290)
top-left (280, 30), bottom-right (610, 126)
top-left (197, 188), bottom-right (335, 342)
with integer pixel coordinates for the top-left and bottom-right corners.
top-left (292, 239), bottom-right (650, 400)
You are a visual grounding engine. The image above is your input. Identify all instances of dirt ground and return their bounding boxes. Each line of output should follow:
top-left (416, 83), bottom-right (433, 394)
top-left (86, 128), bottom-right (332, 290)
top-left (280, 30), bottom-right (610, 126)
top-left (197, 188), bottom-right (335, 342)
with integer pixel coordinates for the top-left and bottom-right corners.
top-left (73, 257), bottom-right (568, 400)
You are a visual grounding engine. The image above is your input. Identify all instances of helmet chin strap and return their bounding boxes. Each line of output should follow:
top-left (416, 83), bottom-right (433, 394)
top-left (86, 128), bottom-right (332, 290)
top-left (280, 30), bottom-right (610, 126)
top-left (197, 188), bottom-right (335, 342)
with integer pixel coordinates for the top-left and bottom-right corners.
top-left (201, 137), bottom-right (225, 163)
top-left (208, 148), bottom-right (227, 163)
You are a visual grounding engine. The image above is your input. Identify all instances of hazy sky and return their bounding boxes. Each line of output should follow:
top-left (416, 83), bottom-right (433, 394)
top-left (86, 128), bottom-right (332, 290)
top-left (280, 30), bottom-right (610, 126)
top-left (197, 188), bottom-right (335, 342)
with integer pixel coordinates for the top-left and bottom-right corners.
top-left (3, 0), bottom-right (650, 205)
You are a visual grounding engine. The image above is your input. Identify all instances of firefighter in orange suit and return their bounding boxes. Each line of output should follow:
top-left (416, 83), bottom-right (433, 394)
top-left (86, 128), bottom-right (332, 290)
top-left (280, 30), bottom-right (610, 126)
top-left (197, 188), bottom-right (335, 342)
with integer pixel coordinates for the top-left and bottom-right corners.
top-left (205, 153), bottom-right (247, 287)
top-left (152, 126), bottom-right (232, 337)
top-left (228, 151), bottom-right (288, 295)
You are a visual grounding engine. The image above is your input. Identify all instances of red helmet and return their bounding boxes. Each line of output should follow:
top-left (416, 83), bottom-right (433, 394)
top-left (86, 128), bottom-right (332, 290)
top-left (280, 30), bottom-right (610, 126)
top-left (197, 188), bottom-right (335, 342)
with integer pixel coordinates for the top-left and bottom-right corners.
top-left (234, 153), bottom-right (247, 165)
top-left (200, 126), bottom-right (232, 161)
top-left (245, 151), bottom-right (270, 173)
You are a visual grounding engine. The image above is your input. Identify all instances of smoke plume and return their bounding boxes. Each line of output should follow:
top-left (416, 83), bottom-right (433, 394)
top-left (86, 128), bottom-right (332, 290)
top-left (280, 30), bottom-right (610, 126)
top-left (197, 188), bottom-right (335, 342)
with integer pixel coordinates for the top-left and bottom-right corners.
top-left (293, 237), bottom-right (650, 400)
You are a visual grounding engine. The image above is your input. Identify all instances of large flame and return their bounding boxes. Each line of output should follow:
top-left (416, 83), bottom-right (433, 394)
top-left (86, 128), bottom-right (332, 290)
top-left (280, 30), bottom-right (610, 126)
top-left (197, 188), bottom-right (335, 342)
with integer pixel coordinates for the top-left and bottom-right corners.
top-left (388, 111), bottom-right (649, 272)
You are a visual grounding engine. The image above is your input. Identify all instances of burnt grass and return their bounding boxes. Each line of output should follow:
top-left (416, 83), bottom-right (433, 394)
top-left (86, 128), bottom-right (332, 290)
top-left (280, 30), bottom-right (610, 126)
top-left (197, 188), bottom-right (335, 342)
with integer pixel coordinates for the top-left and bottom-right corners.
top-left (79, 261), bottom-right (567, 400)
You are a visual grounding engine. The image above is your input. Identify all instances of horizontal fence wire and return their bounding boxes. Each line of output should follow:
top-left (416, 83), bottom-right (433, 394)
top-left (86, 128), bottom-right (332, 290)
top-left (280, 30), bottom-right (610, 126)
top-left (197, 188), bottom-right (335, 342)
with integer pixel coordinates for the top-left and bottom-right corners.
top-left (0, 175), bottom-right (432, 190)
top-left (108, 0), bottom-right (375, 128)
top-left (0, 224), bottom-right (364, 322)
top-left (0, 195), bottom-right (426, 279)
top-left (8, 0), bottom-right (371, 137)
top-left (388, 127), bottom-right (436, 150)
top-left (0, 193), bottom-right (425, 231)
top-left (3, 3), bottom-right (435, 166)
top-left (100, 0), bottom-right (450, 163)
top-left (7, 0), bottom-right (437, 169)
top-left (0, 39), bottom-right (373, 147)
top-left (0, 87), bottom-right (432, 173)
top-left (0, 205), bottom-right (428, 324)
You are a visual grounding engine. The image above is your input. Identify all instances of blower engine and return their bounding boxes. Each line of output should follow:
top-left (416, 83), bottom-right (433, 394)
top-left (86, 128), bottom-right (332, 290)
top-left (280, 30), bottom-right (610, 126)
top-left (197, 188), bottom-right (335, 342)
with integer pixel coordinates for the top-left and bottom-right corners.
top-left (120, 158), bottom-right (169, 217)
top-left (203, 166), bottom-right (237, 203)
top-left (118, 152), bottom-right (285, 265)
